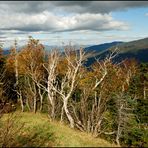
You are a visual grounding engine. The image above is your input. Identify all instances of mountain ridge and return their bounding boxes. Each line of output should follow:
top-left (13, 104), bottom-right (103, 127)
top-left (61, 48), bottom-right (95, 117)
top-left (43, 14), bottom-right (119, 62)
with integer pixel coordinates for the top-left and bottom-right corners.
top-left (84, 37), bottom-right (148, 66)
top-left (2, 37), bottom-right (148, 64)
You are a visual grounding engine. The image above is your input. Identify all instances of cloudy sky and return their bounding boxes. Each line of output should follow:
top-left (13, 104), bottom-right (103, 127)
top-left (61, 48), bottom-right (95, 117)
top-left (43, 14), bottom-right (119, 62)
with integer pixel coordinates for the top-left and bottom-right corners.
top-left (0, 1), bottom-right (148, 48)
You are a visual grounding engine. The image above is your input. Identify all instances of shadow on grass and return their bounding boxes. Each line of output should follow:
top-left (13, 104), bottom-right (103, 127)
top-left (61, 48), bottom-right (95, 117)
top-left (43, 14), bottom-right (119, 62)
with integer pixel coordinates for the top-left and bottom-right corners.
top-left (16, 125), bottom-right (55, 147)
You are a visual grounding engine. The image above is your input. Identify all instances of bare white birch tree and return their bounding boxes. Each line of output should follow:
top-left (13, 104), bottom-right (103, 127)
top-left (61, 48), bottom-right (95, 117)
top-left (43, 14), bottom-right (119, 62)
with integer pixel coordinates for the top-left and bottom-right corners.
top-left (38, 49), bottom-right (60, 119)
top-left (69, 48), bottom-right (119, 134)
top-left (13, 40), bottom-right (24, 112)
top-left (49, 47), bottom-right (87, 128)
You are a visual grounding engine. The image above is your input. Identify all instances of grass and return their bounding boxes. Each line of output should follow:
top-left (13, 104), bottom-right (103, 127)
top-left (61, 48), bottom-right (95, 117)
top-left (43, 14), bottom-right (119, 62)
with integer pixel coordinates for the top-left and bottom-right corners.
top-left (0, 111), bottom-right (116, 147)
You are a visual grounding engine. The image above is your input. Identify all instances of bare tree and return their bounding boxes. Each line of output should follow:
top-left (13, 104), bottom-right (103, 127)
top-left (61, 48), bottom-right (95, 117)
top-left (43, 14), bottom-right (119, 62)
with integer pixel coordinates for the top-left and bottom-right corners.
top-left (33, 49), bottom-right (60, 119)
top-left (49, 47), bottom-right (87, 128)
top-left (8, 40), bottom-right (24, 112)
top-left (68, 49), bottom-right (121, 135)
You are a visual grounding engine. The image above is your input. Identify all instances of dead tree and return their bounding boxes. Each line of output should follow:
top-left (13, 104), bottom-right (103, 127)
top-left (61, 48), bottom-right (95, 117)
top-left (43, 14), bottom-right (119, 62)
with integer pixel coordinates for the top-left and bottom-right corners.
top-left (71, 48), bottom-right (120, 135)
top-left (11, 40), bottom-right (24, 112)
top-left (37, 49), bottom-right (60, 119)
top-left (50, 47), bottom-right (86, 128)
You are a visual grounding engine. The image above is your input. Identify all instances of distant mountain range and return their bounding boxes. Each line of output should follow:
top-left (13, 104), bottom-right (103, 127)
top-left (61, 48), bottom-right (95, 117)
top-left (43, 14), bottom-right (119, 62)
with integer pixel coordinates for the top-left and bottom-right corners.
top-left (3, 44), bottom-right (89, 55)
top-left (84, 37), bottom-right (148, 66)
top-left (84, 41), bottom-right (123, 53)
top-left (3, 37), bottom-right (148, 65)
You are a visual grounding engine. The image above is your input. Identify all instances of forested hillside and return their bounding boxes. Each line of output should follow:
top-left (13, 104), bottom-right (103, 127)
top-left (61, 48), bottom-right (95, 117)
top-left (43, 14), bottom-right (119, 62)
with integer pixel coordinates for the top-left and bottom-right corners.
top-left (85, 38), bottom-right (148, 67)
top-left (0, 37), bottom-right (147, 147)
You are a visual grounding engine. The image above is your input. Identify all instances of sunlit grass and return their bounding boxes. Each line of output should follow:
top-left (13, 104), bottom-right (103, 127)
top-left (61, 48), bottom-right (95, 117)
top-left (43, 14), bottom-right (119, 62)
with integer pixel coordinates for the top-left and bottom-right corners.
top-left (1, 111), bottom-right (116, 147)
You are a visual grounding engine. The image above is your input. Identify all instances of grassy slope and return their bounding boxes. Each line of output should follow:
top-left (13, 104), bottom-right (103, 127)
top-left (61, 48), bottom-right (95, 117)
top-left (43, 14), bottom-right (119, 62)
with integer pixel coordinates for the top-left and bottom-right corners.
top-left (1, 111), bottom-right (116, 147)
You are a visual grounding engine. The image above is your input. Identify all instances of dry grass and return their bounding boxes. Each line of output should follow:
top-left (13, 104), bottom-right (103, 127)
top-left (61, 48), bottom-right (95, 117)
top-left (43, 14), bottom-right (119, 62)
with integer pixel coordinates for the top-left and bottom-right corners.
top-left (0, 111), bottom-right (117, 147)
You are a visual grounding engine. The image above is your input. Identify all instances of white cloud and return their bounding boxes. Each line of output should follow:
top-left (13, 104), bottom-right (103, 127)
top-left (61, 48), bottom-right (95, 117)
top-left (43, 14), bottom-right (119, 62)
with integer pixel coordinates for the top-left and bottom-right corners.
top-left (0, 12), bottom-right (129, 33)
top-left (0, 1), bottom-right (147, 47)
top-left (145, 13), bottom-right (148, 16)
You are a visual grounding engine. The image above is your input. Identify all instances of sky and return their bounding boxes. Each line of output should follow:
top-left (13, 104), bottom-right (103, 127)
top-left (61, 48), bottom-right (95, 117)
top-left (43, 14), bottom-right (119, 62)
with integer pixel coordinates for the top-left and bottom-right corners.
top-left (0, 1), bottom-right (148, 48)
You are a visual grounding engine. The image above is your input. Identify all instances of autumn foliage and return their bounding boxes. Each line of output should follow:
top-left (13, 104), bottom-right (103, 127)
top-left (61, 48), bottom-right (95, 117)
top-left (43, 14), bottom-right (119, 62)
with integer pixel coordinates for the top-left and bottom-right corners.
top-left (0, 37), bottom-right (147, 147)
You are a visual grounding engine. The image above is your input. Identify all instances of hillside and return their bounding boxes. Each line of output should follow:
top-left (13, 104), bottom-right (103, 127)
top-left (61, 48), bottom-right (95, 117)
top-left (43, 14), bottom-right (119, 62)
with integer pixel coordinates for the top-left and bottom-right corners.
top-left (111, 37), bottom-right (148, 53)
top-left (0, 112), bottom-right (116, 147)
top-left (85, 37), bottom-right (148, 66)
top-left (85, 41), bottom-right (123, 53)
top-left (109, 37), bottom-right (148, 63)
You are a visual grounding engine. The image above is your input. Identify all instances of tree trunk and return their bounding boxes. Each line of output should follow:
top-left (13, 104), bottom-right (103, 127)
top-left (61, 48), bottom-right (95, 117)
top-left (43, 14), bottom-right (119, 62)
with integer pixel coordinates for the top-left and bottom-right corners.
top-left (38, 86), bottom-right (43, 112)
top-left (60, 106), bottom-right (64, 123)
top-left (63, 99), bottom-right (75, 128)
top-left (94, 118), bottom-right (102, 137)
top-left (26, 98), bottom-right (31, 111)
top-left (51, 103), bottom-right (55, 119)
top-left (39, 99), bottom-right (43, 112)
top-left (33, 96), bottom-right (37, 113)
top-left (19, 92), bottom-right (24, 112)
top-left (143, 83), bottom-right (146, 100)
top-left (116, 122), bottom-right (121, 146)
top-left (47, 92), bottom-right (55, 119)
top-left (33, 82), bottom-right (37, 113)
top-left (116, 104), bottom-right (123, 146)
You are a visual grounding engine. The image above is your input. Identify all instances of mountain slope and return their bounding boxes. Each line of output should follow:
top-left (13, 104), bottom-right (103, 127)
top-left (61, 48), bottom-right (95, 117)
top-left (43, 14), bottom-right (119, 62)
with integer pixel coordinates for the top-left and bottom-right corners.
top-left (110, 37), bottom-right (148, 53)
top-left (110, 37), bottom-right (148, 63)
top-left (85, 41), bottom-right (123, 54)
top-left (85, 37), bottom-right (148, 66)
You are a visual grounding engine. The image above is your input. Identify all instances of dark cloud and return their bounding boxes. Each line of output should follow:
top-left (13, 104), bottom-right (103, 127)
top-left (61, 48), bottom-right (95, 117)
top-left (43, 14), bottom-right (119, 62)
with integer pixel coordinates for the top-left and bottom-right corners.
top-left (0, 2), bottom-right (51, 14)
top-left (0, 1), bottom-right (148, 14)
top-left (51, 1), bottom-right (148, 14)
